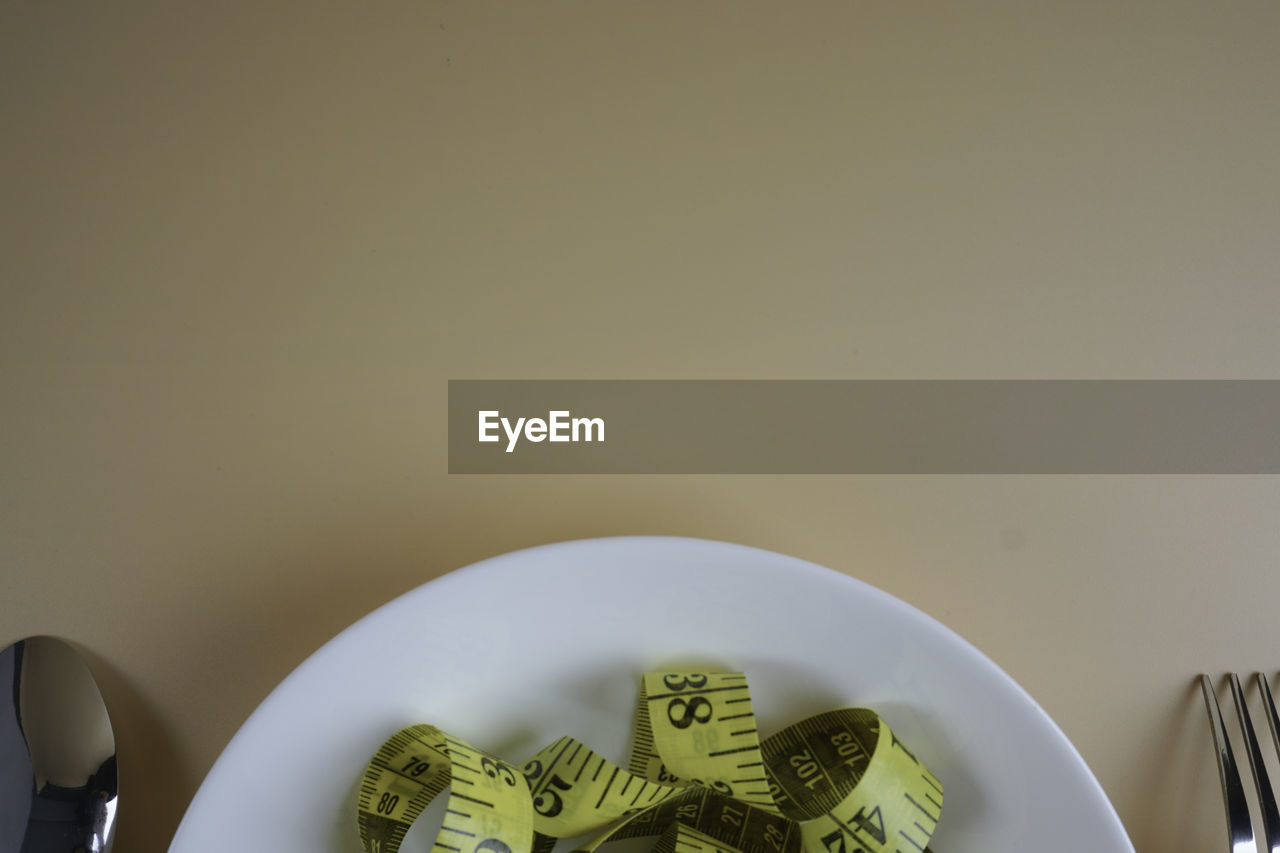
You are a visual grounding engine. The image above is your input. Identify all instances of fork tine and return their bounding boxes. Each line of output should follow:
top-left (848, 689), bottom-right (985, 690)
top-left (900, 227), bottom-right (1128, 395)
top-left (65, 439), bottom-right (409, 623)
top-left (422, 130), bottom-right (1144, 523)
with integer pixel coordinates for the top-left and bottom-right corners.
top-left (1201, 674), bottom-right (1258, 853)
top-left (1229, 673), bottom-right (1280, 853)
top-left (1257, 675), bottom-right (1280, 769)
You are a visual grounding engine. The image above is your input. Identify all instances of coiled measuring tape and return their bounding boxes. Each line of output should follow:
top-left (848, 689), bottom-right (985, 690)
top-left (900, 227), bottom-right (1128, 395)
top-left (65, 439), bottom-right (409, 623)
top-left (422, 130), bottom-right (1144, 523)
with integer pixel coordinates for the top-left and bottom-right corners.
top-left (357, 671), bottom-right (942, 853)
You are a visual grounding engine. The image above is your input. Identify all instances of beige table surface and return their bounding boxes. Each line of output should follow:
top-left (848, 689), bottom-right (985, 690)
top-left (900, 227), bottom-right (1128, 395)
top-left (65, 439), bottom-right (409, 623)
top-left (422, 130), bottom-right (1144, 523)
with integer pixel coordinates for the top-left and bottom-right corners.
top-left (3, 3), bottom-right (1278, 851)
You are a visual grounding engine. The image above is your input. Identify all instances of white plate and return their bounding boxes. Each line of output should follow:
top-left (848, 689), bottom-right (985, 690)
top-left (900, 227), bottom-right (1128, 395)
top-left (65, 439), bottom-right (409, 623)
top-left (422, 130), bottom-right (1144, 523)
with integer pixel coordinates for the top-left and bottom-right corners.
top-left (168, 536), bottom-right (1133, 853)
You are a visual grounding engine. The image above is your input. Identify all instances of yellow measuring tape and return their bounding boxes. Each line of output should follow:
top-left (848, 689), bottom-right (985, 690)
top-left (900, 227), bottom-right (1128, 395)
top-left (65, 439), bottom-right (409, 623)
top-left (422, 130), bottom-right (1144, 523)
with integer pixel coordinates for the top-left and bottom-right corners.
top-left (357, 671), bottom-right (942, 853)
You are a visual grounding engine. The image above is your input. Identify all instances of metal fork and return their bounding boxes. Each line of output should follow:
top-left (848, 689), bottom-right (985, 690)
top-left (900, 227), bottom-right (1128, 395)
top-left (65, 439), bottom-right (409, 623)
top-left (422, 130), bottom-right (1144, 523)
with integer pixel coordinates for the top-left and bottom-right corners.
top-left (1201, 673), bottom-right (1280, 853)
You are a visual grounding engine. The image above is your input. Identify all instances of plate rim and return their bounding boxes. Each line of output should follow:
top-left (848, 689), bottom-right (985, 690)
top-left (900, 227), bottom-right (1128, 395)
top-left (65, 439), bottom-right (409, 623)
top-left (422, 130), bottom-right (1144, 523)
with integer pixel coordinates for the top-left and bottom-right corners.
top-left (169, 534), bottom-right (1134, 852)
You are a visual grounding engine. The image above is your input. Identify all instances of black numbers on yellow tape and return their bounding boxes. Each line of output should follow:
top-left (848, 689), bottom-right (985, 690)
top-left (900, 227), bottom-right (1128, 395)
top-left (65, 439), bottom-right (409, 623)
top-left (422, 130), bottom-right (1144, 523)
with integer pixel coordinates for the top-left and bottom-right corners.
top-left (576, 787), bottom-right (801, 853)
top-left (357, 672), bottom-right (943, 853)
top-left (763, 711), bottom-right (943, 853)
top-left (668, 696), bottom-right (715, 729)
top-left (633, 671), bottom-right (776, 812)
top-left (357, 724), bottom-right (533, 853)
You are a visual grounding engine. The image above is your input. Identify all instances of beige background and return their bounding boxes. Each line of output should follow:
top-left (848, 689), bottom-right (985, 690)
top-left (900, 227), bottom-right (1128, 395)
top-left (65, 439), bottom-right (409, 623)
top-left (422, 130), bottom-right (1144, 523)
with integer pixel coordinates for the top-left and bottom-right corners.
top-left (2, 2), bottom-right (1278, 851)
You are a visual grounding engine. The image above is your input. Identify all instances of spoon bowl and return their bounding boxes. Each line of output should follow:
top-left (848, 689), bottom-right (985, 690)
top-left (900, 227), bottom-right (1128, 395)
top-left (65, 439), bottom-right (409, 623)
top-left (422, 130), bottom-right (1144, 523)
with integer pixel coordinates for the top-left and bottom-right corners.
top-left (1, 636), bottom-right (117, 853)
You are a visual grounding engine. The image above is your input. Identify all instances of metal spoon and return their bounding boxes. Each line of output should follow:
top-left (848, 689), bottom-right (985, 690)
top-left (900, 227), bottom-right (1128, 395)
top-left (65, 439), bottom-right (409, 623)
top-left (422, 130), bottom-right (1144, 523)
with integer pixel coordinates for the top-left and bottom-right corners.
top-left (1, 637), bottom-right (117, 853)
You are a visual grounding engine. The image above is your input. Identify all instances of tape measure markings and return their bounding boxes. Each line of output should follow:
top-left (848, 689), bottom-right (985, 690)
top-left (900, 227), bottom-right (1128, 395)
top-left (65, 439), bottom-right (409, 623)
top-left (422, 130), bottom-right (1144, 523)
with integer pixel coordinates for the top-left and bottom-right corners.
top-left (359, 725), bottom-right (450, 831)
top-left (899, 781), bottom-right (942, 853)
top-left (668, 825), bottom-right (740, 853)
top-left (906, 789), bottom-right (941, 824)
top-left (641, 787), bottom-right (801, 853)
top-left (566, 743), bottom-right (588, 780)
top-left (358, 672), bottom-right (943, 853)
top-left (672, 825), bottom-right (742, 853)
top-left (526, 737), bottom-right (575, 798)
top-left (438, 823), bottom-right (476, 838)
top-left (783, 710), bottom-right (941, 853)
top-left (593, 766), bottom-right (621, 808)
top-left (522, 731), bottom-right (686, 840)
top-left (762, 710), bottom-right (879, 819)
top-left (617, 772), bottom-right (636, 798)
top-left (643, 685), bottom-right (751, 701)
top-left (824, 809), bottom-right (880, 852)
top-left (641, 672), bottom-right (778, 814)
